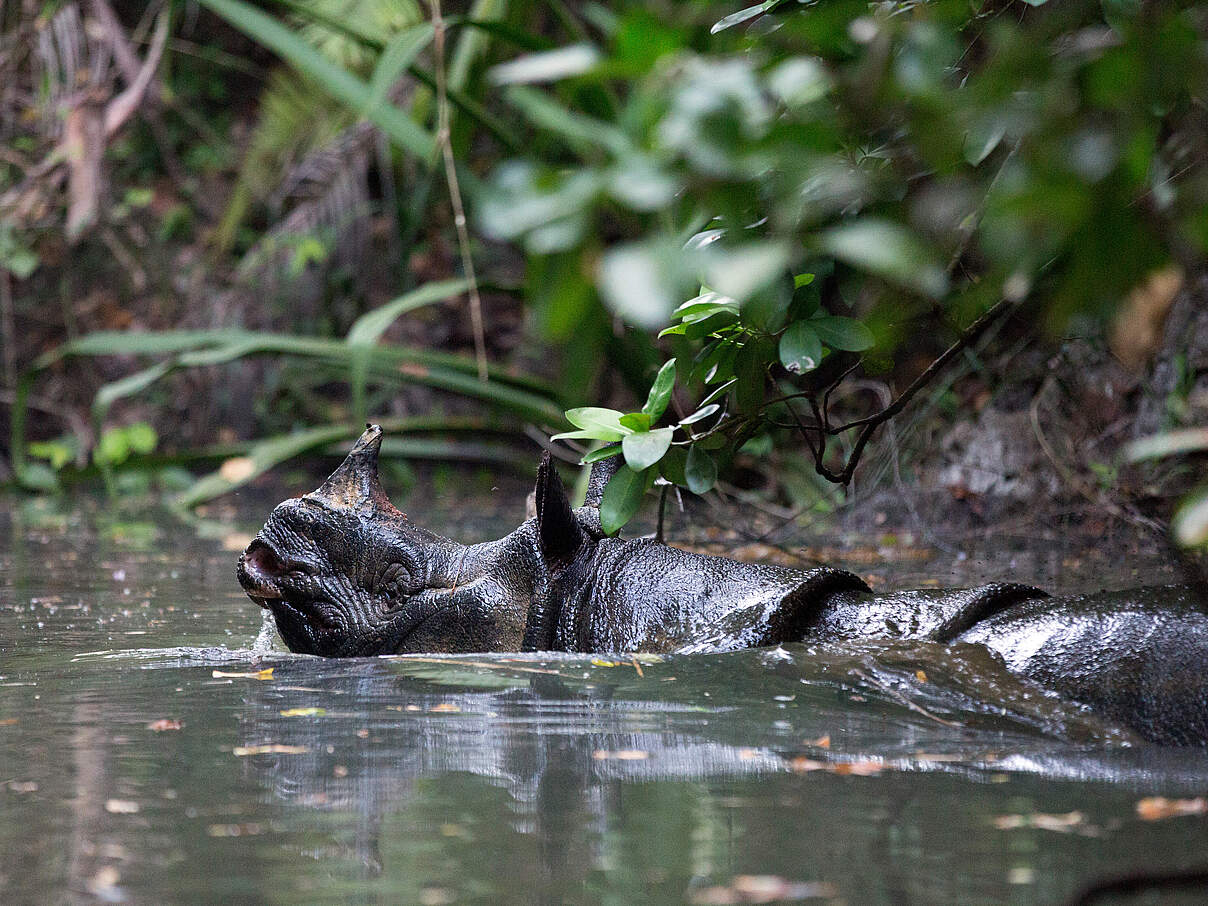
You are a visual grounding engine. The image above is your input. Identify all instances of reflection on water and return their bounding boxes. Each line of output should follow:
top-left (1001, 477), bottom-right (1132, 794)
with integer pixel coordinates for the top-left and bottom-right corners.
top-left (2, 497), bottom-right (1207, 905)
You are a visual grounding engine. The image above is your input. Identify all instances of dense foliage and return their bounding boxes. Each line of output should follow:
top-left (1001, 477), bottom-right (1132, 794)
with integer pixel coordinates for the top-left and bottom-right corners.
top-left (3, 0), bottom-right (1206, 542)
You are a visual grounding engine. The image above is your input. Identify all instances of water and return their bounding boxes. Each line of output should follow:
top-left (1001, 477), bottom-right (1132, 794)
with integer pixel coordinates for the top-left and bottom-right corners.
top-left (2, 494), bottom-right (1206, 905)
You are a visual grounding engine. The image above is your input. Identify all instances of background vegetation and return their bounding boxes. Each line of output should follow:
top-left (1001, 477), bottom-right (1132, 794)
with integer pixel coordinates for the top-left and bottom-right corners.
top-left (1, 0), bottom-right (1205, 548)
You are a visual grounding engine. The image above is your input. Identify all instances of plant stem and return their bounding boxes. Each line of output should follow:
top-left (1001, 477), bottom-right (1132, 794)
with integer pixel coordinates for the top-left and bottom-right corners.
top-left (430, 0), bottom-right (489, 382)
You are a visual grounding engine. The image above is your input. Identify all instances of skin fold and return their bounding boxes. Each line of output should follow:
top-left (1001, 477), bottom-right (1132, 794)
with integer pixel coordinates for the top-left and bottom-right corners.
top-left (238, 426), bottom-right (1208, 744)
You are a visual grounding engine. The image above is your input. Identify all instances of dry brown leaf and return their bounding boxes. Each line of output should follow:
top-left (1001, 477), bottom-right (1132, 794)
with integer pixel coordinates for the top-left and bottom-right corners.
top-left (219, 457), bottom-right (256, 483)
top-left (1136, 797), bottom-right (1208, 821)
top-left (146, 718), bottom-right (182, 731)
top-left (994, 811), bottom-right (1085, 832)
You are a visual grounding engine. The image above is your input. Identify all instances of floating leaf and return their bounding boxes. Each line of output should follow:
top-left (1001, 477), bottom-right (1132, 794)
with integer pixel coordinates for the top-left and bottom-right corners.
top-left (232, 744), bottom-right (309, 756)
top-left (212, 668), bottom-right (275, 680)
top-left (279, 707), bottom-right (327, 717)
top-left (1136, 796), bottom-right (1208, 821)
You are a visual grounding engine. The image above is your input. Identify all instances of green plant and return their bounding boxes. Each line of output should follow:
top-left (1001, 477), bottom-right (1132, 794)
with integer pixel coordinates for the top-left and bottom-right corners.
top-left (1126, 429), bottom-right (1208, 550)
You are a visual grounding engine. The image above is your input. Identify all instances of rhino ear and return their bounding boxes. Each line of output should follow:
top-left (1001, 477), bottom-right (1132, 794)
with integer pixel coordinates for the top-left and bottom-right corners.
top-left (535, 452), bottom-right (583, 561)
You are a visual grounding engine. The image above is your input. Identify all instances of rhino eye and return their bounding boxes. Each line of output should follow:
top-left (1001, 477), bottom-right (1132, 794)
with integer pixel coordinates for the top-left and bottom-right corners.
top-left (378, 562), bottom-right (412, 592)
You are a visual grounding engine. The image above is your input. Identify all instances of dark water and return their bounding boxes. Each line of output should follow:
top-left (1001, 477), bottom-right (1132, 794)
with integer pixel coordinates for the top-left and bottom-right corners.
top-left (2, 495), bottom-right (1207, 906)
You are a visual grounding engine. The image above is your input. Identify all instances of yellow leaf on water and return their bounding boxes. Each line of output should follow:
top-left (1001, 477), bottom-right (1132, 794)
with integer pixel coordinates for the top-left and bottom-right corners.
top-left (212, 668), bottom-right (274, 680)
top-left (232, 744), bottom-right (308, 756)
top-left (592, 749), bottom-right (649, 760)
top-left (429, 703), bottom-right (461, 713)
top-left (1136, 797), bottom-right (1208, 821)
top-left (915, 670), bottom-right (928, 683)
top-left (279, 708), bottom-right (326, 717)
top-left (591, 659), bottom-right (620, 667)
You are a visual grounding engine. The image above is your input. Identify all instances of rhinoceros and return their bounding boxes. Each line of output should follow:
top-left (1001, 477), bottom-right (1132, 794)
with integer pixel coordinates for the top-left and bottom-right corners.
top-left (237, 425), bottom-right (1208, 744)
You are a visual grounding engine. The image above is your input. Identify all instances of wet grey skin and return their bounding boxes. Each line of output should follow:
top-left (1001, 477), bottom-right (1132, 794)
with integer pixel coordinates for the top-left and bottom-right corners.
top-left (239, 425), bottom-right (1208, 744)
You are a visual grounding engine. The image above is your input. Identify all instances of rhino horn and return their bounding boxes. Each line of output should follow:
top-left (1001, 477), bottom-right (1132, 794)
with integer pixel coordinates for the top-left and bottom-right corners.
top-left (310, 424), bottom-right (398, 515)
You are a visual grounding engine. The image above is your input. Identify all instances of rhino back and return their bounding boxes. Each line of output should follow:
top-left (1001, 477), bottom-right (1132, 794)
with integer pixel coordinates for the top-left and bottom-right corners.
top-left (956, 585), bottom-right (1208, 745)
top-left (553, 538), bottom-right (868, 653)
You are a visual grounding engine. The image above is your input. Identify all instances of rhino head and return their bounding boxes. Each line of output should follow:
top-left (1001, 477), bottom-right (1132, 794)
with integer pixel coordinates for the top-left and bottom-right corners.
top-left (236, 424), bottom-right (575, 656)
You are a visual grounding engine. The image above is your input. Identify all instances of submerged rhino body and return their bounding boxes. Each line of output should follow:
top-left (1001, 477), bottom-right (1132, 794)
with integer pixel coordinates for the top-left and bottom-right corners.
top-left (238, 426), bottom-right (1208, 744)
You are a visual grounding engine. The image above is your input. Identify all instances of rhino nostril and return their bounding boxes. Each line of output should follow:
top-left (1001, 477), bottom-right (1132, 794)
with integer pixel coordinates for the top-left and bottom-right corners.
top-left (245, 543), bottom-right (285, 581)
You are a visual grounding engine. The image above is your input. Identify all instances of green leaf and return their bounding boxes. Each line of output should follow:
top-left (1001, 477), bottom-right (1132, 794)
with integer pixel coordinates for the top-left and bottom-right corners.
top-left (365, 23), bottom-right (435, 118)
top-left (619, 412), bottom-right (652, 432)
top-left (582, 444), bottom-right (622, 464)
top-left (551, 429), bottom-right (612, 441)
top-left (505, 86), bottom-right (629, 156)
top-left (94, 361), bottom-right (174, 417)
top-left (598, 241), bottom-right (680, 329)
top-left (1173, 486), bottom-right (1208, 548)
top-left (642, 360), bottom-right (677, 420)
top-left (197, 0), bottom-right (434, 158)
top-left (684, 310), bottom-right (740, 340)
top-left (818, 220), bottom-right (948, 299)
top-left (599, 463), bottom-right (651, 535)
top-left (1124, 428), bottom-right (1208, 462)
top-left (622, 427), bottom-right (674, 471)
top-left (679, 403), bottom-right (720, 426)
top-left (489, 44), bottom-right (601, 84)
top-left (660, 446), bottom-right (687, 486)
top-left (684, 445), bottom-right (718, 494)
top-left (734, 339), bottom-right (772, 413)
top-left (793, 273), bottom-right (815, 289)
top-left (94, 428), bottom-right (131, 467)
top-left (810, 315), bottom-right (874, 352)
top-left (779, 321), bottom-right (823, 374)
top-left (124, 422), bottom-right (157, 455)
top-left (565, 407), bottom-right (630, 438)
top-left (700, 241), bottom-right (793, 303)
top-left (347, 279), bottom-right (472, 347)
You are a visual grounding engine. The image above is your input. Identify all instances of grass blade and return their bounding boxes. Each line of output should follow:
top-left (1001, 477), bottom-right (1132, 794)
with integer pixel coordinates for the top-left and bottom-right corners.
top-left (197, 0), bottom-right (435, 158)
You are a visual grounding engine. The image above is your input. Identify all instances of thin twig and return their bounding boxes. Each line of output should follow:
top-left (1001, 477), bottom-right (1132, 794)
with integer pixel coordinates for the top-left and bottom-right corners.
top-left (812, 298), bottom-right (1017, 484)
top-left (429, 0), bottom-right (489, 382)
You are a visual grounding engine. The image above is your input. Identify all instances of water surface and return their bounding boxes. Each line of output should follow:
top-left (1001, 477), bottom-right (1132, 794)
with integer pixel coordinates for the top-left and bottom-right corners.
top-left (2, 495), bottom-right (1206, 905)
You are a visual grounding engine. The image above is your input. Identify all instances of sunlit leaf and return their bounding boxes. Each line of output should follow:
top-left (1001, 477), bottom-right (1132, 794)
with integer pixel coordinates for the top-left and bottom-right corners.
top-left (1173, 487), bottom-right (1208, 549)
top-left (700, 242), bottom-right (792, 303)
top-left (599, 241), bottom-right (680, 328)
top-left (489, 44), bottom-right (601, 84)
top-left (679, 403), bottom-right (720, 426)
top-left (819, 220), bottom-right (949, 299)
top-left (622, 427), bottom-right (674, 471)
